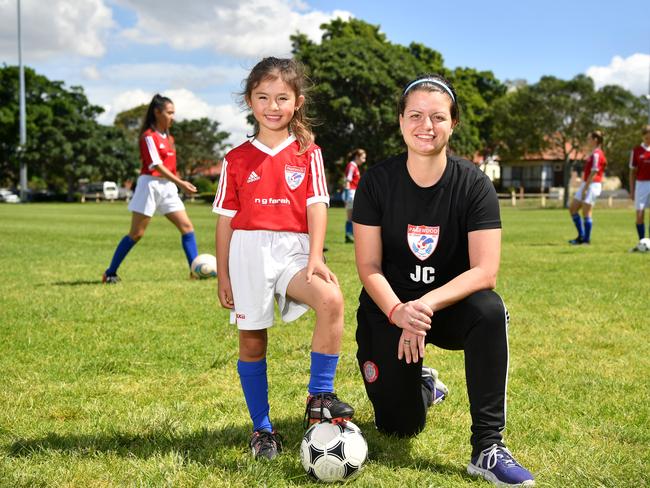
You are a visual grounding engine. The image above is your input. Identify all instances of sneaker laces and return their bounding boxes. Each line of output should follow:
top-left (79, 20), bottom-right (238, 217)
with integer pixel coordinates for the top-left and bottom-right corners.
top-left (252, 430), bottom-right (282, 454)
top-left (483, 444), bottom-right (520, 470)
top-left (303, 393), bottom-right (337, 428)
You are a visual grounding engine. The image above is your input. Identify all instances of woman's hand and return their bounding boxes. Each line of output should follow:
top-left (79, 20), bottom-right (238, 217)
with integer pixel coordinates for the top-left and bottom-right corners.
top-left (398, 330), bottom-right (426, 363)
top-left (391, 300), bottom-right (432, 336)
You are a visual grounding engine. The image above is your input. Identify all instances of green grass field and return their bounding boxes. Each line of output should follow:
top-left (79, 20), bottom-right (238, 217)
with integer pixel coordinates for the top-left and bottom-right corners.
top-left (1, 202), bottom-right (648, 487)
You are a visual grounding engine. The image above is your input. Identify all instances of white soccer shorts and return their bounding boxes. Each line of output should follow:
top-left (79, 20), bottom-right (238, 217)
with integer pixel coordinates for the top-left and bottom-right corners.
top-left (228, 229), bottom-right (310, 330)
top-left (574, 181), bottom-right (602, 206)
top-left (344, 189), bottom-right (356, 210)
top-left (128, 175), bottom-right (185, 217)
top-left (634, 180), bottom-right (650, 210)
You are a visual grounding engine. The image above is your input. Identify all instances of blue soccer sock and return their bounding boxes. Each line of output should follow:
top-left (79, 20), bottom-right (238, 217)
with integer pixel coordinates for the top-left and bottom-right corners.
top-left (583, 217), bottom-right (593, 242)
top-left (345, 220), bottom-right (353, 236)
top-left (238, 359), bottom-right (272, 432)
top-left (308, 352), bottom-right (339, 395)
top-left (637, 223), bottom-right (645, 240)
top-left (571, 213), bottom-right (584, 239)
top-left (181, 231), bottom-right (198, 268)
top-left (106, 235), bottom-right (136, 276)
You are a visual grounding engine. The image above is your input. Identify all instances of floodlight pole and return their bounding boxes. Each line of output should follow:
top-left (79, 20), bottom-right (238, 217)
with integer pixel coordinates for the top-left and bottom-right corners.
top-left (18, 0), bottom-right (28, 202)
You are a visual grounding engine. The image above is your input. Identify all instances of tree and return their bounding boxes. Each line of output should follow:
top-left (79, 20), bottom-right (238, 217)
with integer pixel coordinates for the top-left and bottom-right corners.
top-left (291, 18), bottom-right (505, 174)
top-left (491, 75), bottom-right (645, 205)
top-left (0, 65), bottom-right (137, 196)
top-left (172, 118), bottom-right (230, 178)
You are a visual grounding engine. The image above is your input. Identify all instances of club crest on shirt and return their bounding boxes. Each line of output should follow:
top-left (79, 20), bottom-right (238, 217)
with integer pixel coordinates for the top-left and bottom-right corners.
top-left (285, 164), bottom-right (306, 190)
top-left (407, 224), bottom-right (439, 261)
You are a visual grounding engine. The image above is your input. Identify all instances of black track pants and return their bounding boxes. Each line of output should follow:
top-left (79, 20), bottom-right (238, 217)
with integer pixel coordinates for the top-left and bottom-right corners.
top-left (356, 289), bottom-right (509, 455)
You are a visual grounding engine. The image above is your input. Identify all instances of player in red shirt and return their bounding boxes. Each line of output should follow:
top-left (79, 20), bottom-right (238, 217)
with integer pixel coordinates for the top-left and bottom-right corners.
top-left (102, 94), bottom-right (198, 283)
top-left (343, 148), bottom-right (366, 243)
top-left (629, 124), bottom-right (650, 244)
top-left (213, 57), bottom-right (354, 460)
top-left (568, 130), bottom-right (607, 245)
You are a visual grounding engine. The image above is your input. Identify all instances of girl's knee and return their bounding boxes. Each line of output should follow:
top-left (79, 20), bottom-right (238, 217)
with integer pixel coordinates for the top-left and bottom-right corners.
top-left (129, 231), bottom-right (144, 242)
top-left (314, 286), bottom-right (344, 317)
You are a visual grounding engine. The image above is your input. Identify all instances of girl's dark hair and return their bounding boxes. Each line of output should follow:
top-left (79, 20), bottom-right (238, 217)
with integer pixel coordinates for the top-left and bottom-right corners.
top-left (140, 94), bottom-right (173, 136)
top-left (397, 74), bottom-right (459, 123)
top-left (590, 130), bottom-right (604, 145)
top-left (242, 57), bottom-right (313, 154)
top-left (347, 148), bottom-right (366, 161)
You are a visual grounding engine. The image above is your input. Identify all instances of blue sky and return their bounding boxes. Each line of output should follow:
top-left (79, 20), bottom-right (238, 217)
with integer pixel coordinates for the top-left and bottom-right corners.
top-left (0, 0), bottom-right (648, 144)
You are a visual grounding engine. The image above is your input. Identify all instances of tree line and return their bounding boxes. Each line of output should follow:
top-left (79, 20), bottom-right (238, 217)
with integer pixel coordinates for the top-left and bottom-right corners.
top-left (0, 18), bottom-right (646, 198)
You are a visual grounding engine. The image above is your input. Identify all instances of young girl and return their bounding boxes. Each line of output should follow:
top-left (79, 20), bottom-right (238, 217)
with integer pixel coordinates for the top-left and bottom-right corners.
top-left (103, 94), bottom-right (199, 283)
top-left (213, 57), bottom-right (354, 460)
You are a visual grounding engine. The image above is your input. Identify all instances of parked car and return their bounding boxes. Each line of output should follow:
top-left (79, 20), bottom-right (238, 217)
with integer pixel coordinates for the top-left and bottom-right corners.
top-left (81, 181), bottom-right (119, 200)
top-left (0, 188), bottom-right (20, 203)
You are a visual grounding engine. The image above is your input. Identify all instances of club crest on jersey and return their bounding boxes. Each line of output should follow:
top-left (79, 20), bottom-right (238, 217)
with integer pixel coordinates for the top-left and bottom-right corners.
top-left (407, 224), bottom-right (439, 261)
top-left (284, 164), bottom-right (305, 190)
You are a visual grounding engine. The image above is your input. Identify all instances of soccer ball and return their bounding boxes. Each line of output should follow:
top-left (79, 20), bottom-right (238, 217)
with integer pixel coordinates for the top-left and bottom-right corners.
top-left (637, 238), bottom-right (650, 252)
top-left (191, 254), bottom-right (217, 279)
top-left (300, 420), bottom-right (368, 482)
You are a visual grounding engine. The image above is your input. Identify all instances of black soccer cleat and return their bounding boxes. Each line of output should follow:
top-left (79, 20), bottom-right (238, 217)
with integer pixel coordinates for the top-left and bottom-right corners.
top-left (102, 272), bottom-right (121, 284)
top-left (304, 393), bottom-right (354, 428)
top-left (249, 429), bottom-right (283, 460)
top-left (568, 236), bottom-right (584, 245)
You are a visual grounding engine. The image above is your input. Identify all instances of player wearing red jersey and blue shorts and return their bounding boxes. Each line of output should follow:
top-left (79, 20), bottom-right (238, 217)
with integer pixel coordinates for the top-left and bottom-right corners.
top-left (629, 125), bottom-right (650, 243)
top-left (103, 94), bottom-right (198, 283)
top-left (568, 131), bottom-right (607, 245)
top-left (343, 148), bottom-right (366, 243)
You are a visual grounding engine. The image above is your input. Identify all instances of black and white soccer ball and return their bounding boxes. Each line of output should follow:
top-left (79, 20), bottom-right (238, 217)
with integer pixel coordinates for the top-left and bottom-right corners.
top-left (300, 420), bottom-right (368, 482)
top-left (636, 238), bottom-right (650, 252)
top-left (191, 253), bottom-right (217, 279)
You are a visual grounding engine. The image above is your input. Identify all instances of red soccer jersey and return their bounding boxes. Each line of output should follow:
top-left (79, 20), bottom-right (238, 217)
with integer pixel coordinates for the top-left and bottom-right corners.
top-left (345, 161), bottom-right (361, 190)
top-left (583, 148), bottom-right (606, 182)
top-left (212, 136), bottom-right (329, 233)
top-left (629, 144), bottom-right (650, 181)
top-left (139, 128), bottom-right (177, 177)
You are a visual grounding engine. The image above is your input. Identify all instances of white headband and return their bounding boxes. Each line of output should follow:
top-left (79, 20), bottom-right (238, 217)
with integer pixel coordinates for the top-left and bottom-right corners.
top-left (403, 78), bottom-right (455, 102)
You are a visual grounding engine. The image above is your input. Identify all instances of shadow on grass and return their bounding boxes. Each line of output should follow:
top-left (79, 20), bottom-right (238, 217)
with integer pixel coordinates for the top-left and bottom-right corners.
top-left (50, 280), bottom-right (103, 286)
top-left (6, 418), bottom-right (465, 481)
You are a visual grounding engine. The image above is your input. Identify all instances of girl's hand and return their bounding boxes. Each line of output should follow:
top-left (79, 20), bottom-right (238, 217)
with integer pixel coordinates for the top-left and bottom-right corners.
top-left (217, 275), bottom-right (234, 309)
top-left (306, 256), bottom-right (339, 287)
top-left (397, 330), bottom-right (425, 363)
top-left (391, 300), bottom-right (432, 336)
top-left (180, 180), bottom-right (197, 194)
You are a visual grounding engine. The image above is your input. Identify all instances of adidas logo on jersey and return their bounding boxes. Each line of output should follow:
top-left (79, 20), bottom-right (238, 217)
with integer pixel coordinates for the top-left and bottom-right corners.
top-left (247, 171), bottom-right (261, 183)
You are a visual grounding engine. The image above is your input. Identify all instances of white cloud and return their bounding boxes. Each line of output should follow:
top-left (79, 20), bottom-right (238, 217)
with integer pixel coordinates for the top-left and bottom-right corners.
top-left (0, 0), bottom-right (113, 60)
top-left (115, 0), bottom-right (352, 57)
top-left (586, 53), bottom-right (650, 96)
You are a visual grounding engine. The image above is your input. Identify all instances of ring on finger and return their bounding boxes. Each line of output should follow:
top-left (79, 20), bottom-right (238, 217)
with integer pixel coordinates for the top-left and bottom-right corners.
top-left (404, 339), bottom-right (411, 344)
top-left (409, 317), bottom-right (414, 324)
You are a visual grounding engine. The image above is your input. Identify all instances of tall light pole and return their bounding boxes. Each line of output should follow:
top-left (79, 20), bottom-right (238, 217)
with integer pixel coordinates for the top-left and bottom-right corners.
top-left (18, 0), bottom-right (28, 202)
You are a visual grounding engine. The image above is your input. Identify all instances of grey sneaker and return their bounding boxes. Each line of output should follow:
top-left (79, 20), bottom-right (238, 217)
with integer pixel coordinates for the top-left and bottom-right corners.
top-left (421, 366), bottom-right (448, 407)
top-left (249, 430), bottom-right (283, 460)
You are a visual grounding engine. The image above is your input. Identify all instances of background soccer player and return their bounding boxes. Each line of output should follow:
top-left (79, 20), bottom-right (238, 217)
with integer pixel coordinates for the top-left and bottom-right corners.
top-left (628, 124), bottom-right (650, 245)
top-left (343, 148), bottom-right (366, 243)
top-left (102, 94), bottom-right (198, 283)
top-left (353, 74), bottom-right (534, 487)
top-left (568, 131), bottom-right (607, 245)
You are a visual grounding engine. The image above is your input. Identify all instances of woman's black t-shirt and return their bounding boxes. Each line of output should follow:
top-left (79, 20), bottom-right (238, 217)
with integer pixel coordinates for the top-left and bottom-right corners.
top-left (352, 153), bottom-right (501, 313)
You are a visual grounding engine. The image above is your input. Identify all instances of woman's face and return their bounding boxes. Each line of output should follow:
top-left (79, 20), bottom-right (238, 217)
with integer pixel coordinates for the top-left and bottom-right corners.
top-left (155, 102), bottom-right (175, 131)
top-left (399, 89), bottom-right (455, 157)
top-left (586, 134), bottom-right (598, 150)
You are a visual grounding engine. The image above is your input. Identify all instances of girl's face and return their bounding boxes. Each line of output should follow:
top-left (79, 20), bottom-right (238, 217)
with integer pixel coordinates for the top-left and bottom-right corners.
top-left (587, 135), bottom-right (598, 150)
top-left (356, 152), bottom-right (367, 165)
top-left (399, 90), bottom-right (455, 157)
top-left (248, 74), bottom-right (304, 136)
top-left (155, 102), bottom-right (175, 131)
top-left (642, 130), bottom-right (650, 146)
